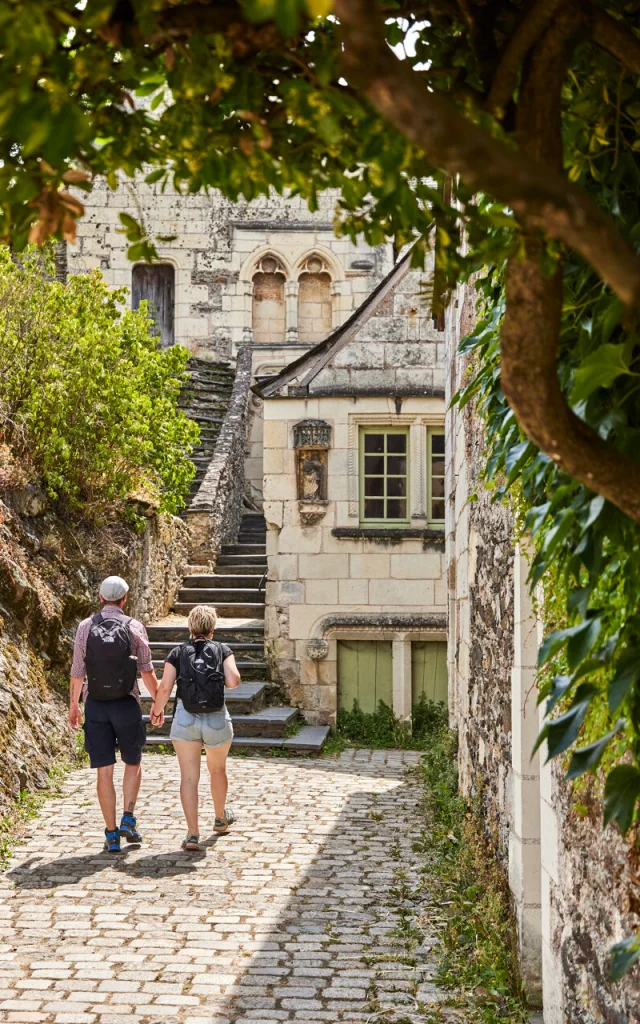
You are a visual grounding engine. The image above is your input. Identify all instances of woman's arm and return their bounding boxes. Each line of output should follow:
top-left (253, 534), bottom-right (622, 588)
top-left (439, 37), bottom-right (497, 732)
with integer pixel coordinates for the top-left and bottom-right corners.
top-left (150, 662), bottom-right (177, 724)
top-left (224, 654), bottom-right (241, 689)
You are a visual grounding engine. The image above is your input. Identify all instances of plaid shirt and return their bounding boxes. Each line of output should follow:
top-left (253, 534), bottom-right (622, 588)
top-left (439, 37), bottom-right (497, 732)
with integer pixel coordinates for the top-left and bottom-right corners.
top-left (71, 604), bottom-right (154, 703)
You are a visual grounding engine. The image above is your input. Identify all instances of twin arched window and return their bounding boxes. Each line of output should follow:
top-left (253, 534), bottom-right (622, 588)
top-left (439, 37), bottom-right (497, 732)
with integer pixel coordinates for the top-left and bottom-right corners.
top-left (252, 252), bottom-right (333, 345)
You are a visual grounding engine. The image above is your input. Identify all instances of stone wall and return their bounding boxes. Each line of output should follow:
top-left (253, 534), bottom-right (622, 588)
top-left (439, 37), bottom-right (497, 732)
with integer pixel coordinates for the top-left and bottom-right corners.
top-left (0, 480), bottom-right (188, 818)
top-left (69, 179), bottom-right (386, 362)
top-left (445, 278), bottom-right (640, 1017)
top-left (186, 346), bottom-right (253, 565)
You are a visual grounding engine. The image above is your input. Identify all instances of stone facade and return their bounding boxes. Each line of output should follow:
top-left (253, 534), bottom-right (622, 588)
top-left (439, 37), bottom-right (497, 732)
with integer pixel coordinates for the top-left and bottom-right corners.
top-left (70, 177), bottom-right (390, 506)
top-left (258, 255), bottom-right (448, 726)
top-left (446, 279), bottom-right (640, 1018)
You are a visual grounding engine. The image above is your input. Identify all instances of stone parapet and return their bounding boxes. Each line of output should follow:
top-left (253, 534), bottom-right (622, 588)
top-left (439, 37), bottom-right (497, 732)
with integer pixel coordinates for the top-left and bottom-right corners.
top-left (185, 346), bottom-right (253, 565)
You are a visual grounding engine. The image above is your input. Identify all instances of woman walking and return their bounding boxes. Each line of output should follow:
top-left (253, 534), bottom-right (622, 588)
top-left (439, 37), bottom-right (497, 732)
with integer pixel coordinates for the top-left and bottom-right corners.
top-left (150, 604), bottom-right (240, 850)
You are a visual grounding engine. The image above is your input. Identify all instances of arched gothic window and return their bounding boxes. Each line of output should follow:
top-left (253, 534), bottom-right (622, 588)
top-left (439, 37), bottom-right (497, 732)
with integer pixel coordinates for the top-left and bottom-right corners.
top-left (252, 255), bottom-right (286, 345)
top-left (297, 255), bottom-right (332, 344)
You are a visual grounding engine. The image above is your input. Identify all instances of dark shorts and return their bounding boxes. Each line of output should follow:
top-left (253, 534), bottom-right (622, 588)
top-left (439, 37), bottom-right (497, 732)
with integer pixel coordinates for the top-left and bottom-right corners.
top-left (83, 695), bottom-right (146, 769)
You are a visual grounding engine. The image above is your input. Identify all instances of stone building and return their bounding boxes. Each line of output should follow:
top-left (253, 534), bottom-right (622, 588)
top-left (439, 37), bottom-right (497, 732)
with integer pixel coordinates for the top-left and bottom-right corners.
top-left (253, 248), bottom-right (448, 726)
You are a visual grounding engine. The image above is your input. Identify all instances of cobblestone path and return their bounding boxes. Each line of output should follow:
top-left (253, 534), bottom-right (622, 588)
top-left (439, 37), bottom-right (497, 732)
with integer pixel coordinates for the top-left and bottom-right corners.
top-left (0, 750), bottom-right (443, 1024)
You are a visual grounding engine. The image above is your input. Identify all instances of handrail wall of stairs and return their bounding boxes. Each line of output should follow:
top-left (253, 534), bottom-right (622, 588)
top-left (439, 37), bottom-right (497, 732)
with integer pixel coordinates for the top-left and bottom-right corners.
top-left (184, 345), bottom-right (253, 568)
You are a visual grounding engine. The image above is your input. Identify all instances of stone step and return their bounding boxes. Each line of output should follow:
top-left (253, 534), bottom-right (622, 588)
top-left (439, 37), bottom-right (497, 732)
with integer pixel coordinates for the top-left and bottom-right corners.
top-left (178, 587), bottom-right (264, 603)
top-left (146, 623), bottom-right (264, 643)
top-left (150, 659), bottom-right (267, 679)
top-left (216, 553), bottom-right (268, 566)
top-left (214, 563), bottom-right (267, 576)
top-left (148, 640), bottom-right (265, 659)
top-left (231, 726), bottom-right (331, 753)
top-left (221, 544), bottom-right (267, 555)
top-left (185, 413), bottom-right (225, 425)
top-left (139, 681), bottom-right (268, 716)
top-left (183, 574), bottom-right (265, 589)
top-left (145, 705), bottom-right (299, 740)
top-left (174, 602), bottom-right (265, 618)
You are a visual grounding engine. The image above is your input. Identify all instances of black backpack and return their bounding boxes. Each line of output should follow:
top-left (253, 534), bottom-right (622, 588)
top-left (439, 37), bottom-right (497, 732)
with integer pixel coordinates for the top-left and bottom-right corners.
top-left (177, 639), bottom-right (226, 714)
top-left (85, 613), bottom-right (138, 701)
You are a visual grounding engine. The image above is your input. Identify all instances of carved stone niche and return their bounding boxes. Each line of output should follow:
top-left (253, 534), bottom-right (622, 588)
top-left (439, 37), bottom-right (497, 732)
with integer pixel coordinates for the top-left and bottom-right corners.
top-left (293, 420), bottom-right (331, 526)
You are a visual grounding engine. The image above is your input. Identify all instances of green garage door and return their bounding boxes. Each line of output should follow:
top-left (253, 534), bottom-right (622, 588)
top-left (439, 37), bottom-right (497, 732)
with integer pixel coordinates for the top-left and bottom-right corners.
top-left (411, 641), bottom-right (448, 706)
top-left (337, 640), bottom-right (393, 713)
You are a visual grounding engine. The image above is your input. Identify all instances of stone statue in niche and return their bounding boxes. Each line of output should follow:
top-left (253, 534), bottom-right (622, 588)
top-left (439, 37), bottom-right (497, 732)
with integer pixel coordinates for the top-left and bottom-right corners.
top-left (293, 419), bottom-right (331, 525)
top-left (298, 449), bottom-right (328, 501)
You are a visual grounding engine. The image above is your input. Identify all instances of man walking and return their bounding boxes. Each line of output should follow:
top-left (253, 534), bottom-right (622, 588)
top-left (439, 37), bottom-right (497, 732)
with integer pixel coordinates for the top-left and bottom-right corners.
top-left (69, 576), bottom-right (162, 853)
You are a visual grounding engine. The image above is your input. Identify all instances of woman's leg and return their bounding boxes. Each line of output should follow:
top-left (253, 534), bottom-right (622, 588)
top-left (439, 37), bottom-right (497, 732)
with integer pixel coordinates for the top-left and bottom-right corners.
top-left (172, 740), bottom-right (202, 835)
top-left (205, 740), bottom-right (232, 820)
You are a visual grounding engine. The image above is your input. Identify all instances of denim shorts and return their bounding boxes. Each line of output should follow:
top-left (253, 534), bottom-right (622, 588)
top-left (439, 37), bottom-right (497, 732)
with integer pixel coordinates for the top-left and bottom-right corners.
top-left (170, 701), bottom-right (234, 748)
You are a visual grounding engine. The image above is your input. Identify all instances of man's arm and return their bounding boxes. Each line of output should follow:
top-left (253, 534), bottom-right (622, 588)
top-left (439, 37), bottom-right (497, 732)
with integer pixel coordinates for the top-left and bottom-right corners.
top-left (69, 676), bottom-right (84, 729)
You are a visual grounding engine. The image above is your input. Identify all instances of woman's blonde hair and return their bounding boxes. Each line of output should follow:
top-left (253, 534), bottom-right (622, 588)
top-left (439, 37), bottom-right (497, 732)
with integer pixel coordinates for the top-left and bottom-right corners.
top-left (187, 604), bottom-right (218, 638)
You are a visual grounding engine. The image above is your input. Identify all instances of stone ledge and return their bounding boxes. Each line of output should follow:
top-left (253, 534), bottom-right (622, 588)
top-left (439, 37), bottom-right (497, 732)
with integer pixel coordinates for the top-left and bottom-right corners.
top-left (332, 526), bottom-right (445, 547)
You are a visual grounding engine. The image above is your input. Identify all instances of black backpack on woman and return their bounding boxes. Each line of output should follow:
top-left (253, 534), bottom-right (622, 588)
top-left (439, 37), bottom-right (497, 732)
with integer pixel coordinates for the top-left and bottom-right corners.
top-left (177, 638), bottom-right (226, 713)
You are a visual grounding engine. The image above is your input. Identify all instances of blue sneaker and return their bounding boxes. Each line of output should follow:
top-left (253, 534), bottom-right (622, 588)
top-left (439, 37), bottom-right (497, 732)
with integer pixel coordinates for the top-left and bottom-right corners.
top-left (119, 812), bottom-right (142, 844)
top-left (103, 828), bottom-right (121, 853)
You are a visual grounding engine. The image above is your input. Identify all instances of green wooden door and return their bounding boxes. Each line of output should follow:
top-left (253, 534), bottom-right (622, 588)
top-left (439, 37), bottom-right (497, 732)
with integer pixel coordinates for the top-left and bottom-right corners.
top-left (411, 641), bottom-right (448, 706)
top-left (337, 640), bottom-right (393, 713)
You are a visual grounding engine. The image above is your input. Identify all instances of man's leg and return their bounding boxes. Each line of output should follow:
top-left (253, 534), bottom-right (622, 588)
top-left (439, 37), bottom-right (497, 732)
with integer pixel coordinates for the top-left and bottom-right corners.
top-left (123, 762), bottom-right (142, 815)
top-left (205, 741), bottom-right (232, 821)
top-left (173, 740), bottom-right (202, 836)
top-left (96, 765), bottom-right (117, 831)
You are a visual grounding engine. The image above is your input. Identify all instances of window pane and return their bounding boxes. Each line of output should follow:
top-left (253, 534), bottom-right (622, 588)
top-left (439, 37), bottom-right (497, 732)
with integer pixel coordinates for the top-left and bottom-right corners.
top-left (431, 458), bottom-right (445, 476)
top-left (387, 477), bottom-right (406, 497)
top-left (365, 455), bottom-right (385, 475)
top-left (364, 434), bottom-right (384, 453)
top-left (432, 477), bottom-right (445, 498)
top-left (386, 456), bottom-right (406, 476)
top-left (364, 499), bottom-right (385, 519)
top-left (387, 434), bottom-right (406, 453)
top-left (364, 477), bottom-right (384, 496)
top-left (431, 499), bottom-right (445, 520)
top-left (431, 433), bottom-right (445, 454)
top-left (386, 500), bottom-right (406, 519)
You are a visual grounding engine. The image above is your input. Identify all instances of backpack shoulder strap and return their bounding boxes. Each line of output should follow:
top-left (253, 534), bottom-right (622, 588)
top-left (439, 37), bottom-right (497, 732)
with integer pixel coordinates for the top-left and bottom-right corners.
top-left (91, 613), bottom-right (104, 625)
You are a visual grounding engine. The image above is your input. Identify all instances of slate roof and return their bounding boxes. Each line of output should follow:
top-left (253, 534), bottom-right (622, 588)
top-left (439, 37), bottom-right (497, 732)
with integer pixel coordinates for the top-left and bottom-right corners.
top-left (252, 245), bottom-right (415, 399)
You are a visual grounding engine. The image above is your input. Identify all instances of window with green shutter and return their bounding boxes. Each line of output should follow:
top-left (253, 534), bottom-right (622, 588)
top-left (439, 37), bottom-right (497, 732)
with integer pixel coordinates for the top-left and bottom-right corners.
top-left (427, 428), bottom-right (445, 526)
top-left (359, 427), bottom-right (410, 525)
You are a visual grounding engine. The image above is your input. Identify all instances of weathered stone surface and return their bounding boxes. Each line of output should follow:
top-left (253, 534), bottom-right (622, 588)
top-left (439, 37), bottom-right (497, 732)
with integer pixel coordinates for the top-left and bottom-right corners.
top-left (186, 347), bottom-right (252, 565)
top-left (0, 487), bottom-right (187, 818)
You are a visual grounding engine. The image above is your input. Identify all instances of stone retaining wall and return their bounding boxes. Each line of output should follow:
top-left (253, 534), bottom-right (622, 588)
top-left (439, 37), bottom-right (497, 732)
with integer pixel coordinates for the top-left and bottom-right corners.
top-left (185, 346), bottom-right (253, 565)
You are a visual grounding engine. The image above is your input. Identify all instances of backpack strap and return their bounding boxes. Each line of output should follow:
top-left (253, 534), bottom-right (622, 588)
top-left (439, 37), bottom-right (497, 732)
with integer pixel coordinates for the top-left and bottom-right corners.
top-left (92, 613), bottom-right (104, 625)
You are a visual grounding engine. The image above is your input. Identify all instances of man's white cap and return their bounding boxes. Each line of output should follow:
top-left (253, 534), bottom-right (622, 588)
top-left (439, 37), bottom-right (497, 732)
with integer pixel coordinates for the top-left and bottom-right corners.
top-left (99, 576), bottom-right (130, 602)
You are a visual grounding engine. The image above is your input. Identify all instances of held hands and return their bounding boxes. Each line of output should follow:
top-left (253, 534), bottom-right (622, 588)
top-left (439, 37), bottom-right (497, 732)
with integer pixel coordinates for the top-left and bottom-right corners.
top-left (150, 702), bottom-right (165, 728)
top-left (68, 704), bottom-right (83, 731)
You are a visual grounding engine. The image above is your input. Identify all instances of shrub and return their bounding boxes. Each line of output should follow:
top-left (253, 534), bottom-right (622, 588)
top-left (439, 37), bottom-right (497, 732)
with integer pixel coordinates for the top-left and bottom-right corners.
top-left (0, 247), bottom-right (198, 521)
top-left (337, 696), bottom-right (449, 750)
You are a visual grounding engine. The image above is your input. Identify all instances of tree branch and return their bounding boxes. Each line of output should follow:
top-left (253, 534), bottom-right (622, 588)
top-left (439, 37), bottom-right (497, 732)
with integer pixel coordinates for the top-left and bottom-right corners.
top-left (334, 0), bottom-right (640, 310)
top-left (485, 0), bottom-right (568, 115)
top-left (592, 9), bottom-right (640, 76)
top-left (500, 4), bottom-right (640, 523)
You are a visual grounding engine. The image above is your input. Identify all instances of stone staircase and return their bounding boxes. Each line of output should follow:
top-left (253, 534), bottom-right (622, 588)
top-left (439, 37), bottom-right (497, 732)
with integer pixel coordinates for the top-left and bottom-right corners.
top-left (180, 357), bottom-right (235, 504)
top-left (142, 513), bottom-right (330, 754)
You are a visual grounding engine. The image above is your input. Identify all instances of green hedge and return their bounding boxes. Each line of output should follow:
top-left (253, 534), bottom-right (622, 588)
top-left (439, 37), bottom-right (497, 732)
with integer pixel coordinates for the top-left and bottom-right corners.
top-left (0, 247), bottom-right (198, 521)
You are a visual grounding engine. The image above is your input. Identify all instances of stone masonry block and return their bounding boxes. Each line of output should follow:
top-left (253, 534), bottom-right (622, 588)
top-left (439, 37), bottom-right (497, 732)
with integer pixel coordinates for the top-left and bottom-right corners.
top-left (338, 579), bottom-right (369, 604)
top-left (299, 554), bottom-right (349, 580)
top-left (369, 578), bottom-right (434, 606)
top-left (305, 579), bottom-right (339, 605)
top-left (349, 554), bottom-right (391, 578)
top-left (263, 420), bottom-right (289, 449)
top-left (390, 554), bottom-right (442, 580)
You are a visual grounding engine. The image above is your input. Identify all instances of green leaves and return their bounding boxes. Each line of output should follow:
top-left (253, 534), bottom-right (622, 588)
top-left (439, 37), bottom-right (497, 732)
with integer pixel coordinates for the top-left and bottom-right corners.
top-left (570, 343), bottom-right (635, 403)
top-left (0, 246), bottom-right (197, 521)
top-left (565, 720), bottom-right (625, 780)
top-left (610, 935), bottom-right (640, 982)
top-left (604, 765), bottom-right (640, 836)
